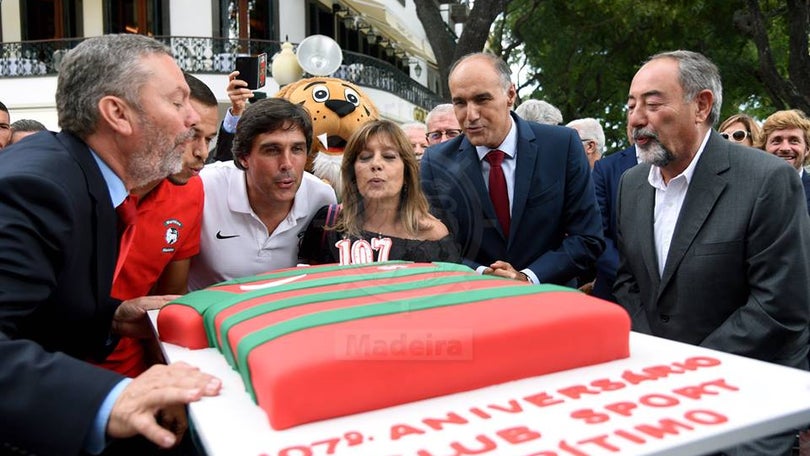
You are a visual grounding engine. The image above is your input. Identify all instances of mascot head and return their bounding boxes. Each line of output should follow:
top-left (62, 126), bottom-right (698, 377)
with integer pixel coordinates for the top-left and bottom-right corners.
top-left (276, 77), bottom-right (379, 195)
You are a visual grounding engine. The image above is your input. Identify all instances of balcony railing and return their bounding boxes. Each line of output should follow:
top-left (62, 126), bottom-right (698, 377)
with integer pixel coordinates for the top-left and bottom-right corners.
top-left (0, 36), bottom-right (443, 111)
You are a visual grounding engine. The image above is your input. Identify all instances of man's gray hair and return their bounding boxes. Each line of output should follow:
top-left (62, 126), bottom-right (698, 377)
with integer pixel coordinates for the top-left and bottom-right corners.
top-left (567, 118), bottom-right (605, 154)
top-left (425, 103), bottom-right (454, 126)
top-left (400, 121), bottom-right (426, 133)
top-left (11, 119), bottom-right (47, 133)
top-left (56, 34), bottom-right (173, 138)
top-left (647, 50), bottom-right (723, 126)
top-left (450, 52), bottom-right (512, 93)
top-left (515, 100), bottom-right (563, 125)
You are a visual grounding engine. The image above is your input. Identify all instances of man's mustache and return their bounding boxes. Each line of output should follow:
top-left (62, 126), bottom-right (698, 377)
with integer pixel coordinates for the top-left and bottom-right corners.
top-left (633, 127), bottom-right (659, 143)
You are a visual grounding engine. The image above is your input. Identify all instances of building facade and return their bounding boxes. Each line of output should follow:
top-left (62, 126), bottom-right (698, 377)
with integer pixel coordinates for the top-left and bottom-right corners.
top-left (0, 0), bottom-right (457, 129)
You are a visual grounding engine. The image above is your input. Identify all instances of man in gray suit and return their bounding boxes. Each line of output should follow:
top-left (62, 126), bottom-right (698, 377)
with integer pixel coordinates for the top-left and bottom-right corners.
top-left (615, 50), bottom-right (810, 455)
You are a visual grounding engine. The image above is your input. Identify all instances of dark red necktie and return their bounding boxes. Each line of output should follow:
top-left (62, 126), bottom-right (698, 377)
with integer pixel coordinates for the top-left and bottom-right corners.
top-left (485, 149), bottom-right (510, 237)
top-left (114, 195), bottom-right (138, 282)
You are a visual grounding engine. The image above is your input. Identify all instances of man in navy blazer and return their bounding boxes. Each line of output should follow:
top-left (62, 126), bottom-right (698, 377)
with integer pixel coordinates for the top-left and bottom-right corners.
top-left (0, 35), bottom-right (220, 455)
top-left (421, 53), bottom-right (603, 285)
top-left (590, 143), bottom-right (638, 301)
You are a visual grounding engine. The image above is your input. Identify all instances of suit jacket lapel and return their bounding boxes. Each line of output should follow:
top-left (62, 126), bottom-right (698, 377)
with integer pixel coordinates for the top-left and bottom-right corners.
top-left (630, 166), bottom-right (660, 291)
top-left (510, 115), bottom-right (537, 244)
top-left (458, 139), bottom-right (504, 240)
top-left (658, 133), bottom-right (729, 297)
top-left (57, 132), bottom-right (117, 308)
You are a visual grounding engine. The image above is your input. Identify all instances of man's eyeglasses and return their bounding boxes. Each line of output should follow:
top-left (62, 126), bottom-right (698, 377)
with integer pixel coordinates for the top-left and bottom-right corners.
top-left (720, 130), bottom-right (750, 142)
top-left (426, 129), bottom-right (462, 143)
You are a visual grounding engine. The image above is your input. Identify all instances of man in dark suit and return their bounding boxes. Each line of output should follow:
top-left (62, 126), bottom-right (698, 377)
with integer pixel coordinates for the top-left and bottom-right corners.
top-left (0, 35), bottom-right (221, 456)
top-left (616, 50), bottom-right (810, 455)
top-left (590, 142), bottom-right (637, 301)
top-left (421, 53), bottom-right (603, 286)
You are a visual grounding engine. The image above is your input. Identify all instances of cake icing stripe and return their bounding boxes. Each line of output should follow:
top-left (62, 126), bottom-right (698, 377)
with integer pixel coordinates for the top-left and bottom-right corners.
top-left (212, 262), bottom-right (389, 286)
top-left (167, 264), bottom-right (417, 331)
top-left (165, 289), bottom-right (235, 313)
top-left (206, 265), bottom-right (454, 348)
top-left (203, 265), bottom-right (436, 348)
top-left (218, 273), bottom-right (503, 367)
top-left (211, 261), bottom-right (468, 289)
top-left (235, 283), bottom-right (572, 400)
top-left (215, 269), bottom-right (494, 365)
top-left (211, 262), bottom-right (471, 294)
top-left (202, 265), bottom-right (453, 348)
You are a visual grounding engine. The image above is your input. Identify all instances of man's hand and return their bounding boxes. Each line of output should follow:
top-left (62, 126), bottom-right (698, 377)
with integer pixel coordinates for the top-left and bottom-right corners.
top-left (483, 260), bottom-right (530, 282)
top-left (107, 362), bottom-right (221, 448)
top-left (227, 70), bottom-right (253, 117)
top-left (113, 295), bottom-right (179, 338)
top-left (579, 280), bottom-right (595, 294)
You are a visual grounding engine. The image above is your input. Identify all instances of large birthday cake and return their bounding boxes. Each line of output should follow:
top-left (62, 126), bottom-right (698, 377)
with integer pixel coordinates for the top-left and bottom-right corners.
top-left (158, 261), bottom-right (630, 430)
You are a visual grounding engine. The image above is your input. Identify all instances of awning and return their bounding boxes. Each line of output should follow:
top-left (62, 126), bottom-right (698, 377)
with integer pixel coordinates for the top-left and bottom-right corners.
top-left (343, 0), bottom-right (436, 63)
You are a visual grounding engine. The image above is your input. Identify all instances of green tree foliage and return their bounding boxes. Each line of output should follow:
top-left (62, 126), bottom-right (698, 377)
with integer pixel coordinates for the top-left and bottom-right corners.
top-left (501, 0), bottom-right (807, 151)
top-left (414, 0), bottom-right (507, 100)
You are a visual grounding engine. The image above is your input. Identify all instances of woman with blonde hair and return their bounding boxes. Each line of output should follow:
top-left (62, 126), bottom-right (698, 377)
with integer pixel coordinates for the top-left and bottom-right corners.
top-left (299, 120), bottom-right (460, 265)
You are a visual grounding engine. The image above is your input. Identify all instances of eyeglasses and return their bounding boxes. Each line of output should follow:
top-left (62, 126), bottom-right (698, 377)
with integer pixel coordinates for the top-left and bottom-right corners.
top-left (720, 130), bottom-right (750, 142)
top-left (426, 129), bottom-right (462, 143)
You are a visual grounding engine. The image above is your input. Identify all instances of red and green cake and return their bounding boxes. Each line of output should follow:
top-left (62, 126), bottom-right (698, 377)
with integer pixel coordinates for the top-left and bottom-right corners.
top-left (158, 261), bottom-right (630, 430)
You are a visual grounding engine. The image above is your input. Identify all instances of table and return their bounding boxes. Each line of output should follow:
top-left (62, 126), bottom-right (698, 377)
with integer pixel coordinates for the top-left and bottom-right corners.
top-left (150, 311), bottom-right (810, 455)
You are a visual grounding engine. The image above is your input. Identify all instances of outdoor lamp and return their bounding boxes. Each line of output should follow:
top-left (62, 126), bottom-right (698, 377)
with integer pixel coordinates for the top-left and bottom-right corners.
top-left (272, 40), bottom-right (303, 86)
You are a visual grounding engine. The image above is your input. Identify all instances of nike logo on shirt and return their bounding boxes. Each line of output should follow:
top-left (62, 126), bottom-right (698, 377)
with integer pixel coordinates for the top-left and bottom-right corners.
top-left (216, 231), bottom-right (240, 239)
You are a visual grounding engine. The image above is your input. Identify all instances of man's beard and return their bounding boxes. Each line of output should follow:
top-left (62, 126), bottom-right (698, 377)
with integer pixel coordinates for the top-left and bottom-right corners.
top-left (167, 161), bottom-right (193, 186)
top-left (129, 116), bottom-right (194, 188)
top-left (167, 172), bottom-right (187, 186)
top-left (634, 128), bottom-right (675, 167)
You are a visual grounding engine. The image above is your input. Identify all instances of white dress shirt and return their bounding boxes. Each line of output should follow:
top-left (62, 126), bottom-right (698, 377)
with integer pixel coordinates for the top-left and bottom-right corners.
top-left (648, 130), bottom-right (711, 276)
top-left (472, 119), bottom-right (538, 283)
top-left (476, 118), bottom-right (518, 213)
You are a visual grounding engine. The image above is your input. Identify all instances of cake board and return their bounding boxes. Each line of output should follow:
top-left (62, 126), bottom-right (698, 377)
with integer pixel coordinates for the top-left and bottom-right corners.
top-left (149, 311), bottom-right (810, 456)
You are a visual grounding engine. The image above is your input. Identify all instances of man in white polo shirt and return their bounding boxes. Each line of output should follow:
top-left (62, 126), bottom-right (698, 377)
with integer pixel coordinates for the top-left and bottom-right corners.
top-left (189, 98), bottom-right (336, 290)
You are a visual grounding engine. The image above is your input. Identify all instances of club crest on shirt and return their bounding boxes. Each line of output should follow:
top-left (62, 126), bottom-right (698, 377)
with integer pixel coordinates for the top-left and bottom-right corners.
top-left (162, 219), bottom-right (183, 253)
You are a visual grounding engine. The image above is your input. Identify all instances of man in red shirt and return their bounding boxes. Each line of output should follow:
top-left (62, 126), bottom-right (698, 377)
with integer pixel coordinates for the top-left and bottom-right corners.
top-left (99, 73), bottom-right (219, 376)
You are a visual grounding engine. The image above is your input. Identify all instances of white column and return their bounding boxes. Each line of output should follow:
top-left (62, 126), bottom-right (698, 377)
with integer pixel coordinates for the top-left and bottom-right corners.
top-left (1, 0), bottom-right (22, 42)
top-left (278, 1), bottom-right (305, 43)
top-left (82, 0), bottom-right (104, 37)
top-left (170, 0), bottom-right (213, 36)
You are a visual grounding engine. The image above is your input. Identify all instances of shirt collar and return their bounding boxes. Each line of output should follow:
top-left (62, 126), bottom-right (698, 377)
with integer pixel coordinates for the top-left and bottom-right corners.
top-left (648, 129), bottom-right (711, 189)
top-left (227, 168), bottom-right (254, 214)
top-left (476, 117), bottom-right (518, 161)
top-left (89, 148), bottom-right (128, 207)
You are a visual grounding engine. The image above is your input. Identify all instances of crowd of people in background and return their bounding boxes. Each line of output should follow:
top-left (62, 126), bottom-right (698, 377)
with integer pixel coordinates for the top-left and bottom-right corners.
top-left (1, 33), bottom-right (810, 456)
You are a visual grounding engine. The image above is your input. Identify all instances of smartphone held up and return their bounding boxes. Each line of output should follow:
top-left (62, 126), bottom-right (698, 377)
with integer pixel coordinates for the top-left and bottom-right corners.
top-left (234, 53), bottom-right (267, 90)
